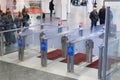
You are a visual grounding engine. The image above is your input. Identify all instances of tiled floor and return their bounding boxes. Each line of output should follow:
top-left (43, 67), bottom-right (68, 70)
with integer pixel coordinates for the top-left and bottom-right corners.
top-left (0, 50), bottom-right (99, 80)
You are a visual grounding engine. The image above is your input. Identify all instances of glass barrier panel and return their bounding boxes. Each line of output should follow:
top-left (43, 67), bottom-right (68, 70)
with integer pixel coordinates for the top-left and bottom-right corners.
top-left (105, 7), bottom-right (120, 80)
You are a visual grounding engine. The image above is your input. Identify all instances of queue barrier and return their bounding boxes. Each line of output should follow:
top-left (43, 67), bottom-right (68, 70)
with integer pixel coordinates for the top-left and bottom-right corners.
top-left (66, 30), bottom-right (104, 73)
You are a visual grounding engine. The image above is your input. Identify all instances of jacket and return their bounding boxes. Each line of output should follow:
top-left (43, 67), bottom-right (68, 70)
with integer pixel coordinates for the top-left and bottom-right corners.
top-left (89, 11), bottom-right (99, 22)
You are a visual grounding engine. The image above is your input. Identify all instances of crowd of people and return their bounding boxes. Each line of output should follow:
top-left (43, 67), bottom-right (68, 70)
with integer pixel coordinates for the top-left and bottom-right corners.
top-left (0, 8), bottom-right (30, 46)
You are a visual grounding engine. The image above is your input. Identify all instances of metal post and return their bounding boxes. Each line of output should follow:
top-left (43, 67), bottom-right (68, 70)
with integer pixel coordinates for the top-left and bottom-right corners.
top-left (40, 32), bottom-right (45, 41)
top-left (61, 35), bottom-right (68, 58)
top-left (40, 38), bottom-right (47, 67)
top-left (40, 24), bottom-right (44, 29)
top-left (40, 0), bottom-right (42, 23)
top-left (85, 39), bottom-right (94, 63)
top-left (0, 33), bottom-right (3, 56)
top-left (98, 44), bottom-right (104, 79)
top-left (67, 42), bottom-right (74, 73)
top-left (18, 35), bottom-right (25, 61)
top-left (58, 27), bottom-right (63, 33)
top-left (102, 7), bottom-right (110, 80)
top-left (79, 28), bottom-right (83, 36)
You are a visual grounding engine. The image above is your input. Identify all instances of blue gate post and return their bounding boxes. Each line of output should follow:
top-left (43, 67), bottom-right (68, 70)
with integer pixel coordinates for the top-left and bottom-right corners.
top-left (40, 24), bottom-right (44, 29)
top-left (67, 42), bottom-right (74, 73)
top-left (18, 35), bottom-right (25, 61)
top-left (40, 37), bottom-right (47, 67)
top-left (58, 27), bottom-right (63, 33)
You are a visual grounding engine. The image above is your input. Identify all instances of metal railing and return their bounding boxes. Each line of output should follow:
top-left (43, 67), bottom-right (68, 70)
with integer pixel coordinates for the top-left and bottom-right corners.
top-left (0, 23), bottom-right (54, 56)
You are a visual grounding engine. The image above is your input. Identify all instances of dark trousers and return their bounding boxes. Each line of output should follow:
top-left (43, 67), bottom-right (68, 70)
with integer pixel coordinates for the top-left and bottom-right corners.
top-left (91, 20), bottom-right (97, 32)
top-left (50, 10), bottom-right (53, 17)
top-left (4, 32), bottom-right (11, 43)
top-left (100, 19), bottom-right (105, 25)
top-left (67, 56), bottom-right (74, 72)
top-left (18, 47), bottom-right (24, 61)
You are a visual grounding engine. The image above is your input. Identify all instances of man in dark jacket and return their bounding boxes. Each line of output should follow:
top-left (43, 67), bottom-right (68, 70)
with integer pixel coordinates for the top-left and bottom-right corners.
top-left (49, 0), bottom-right (54, 19)
top-left (22, 11), bottom-right (30, 27)
top-left (89, 7), bottom-right (99, 32)
top-left (99, 6), bottom-right (106, 25)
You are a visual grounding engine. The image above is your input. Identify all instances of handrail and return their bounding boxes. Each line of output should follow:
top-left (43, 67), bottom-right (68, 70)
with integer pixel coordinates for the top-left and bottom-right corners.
top-left (0, 27), bottom-right (27, 33)
top-left (0, 23), bottom-right (42, 33)
top-left (43, 27), bottom-right (79, 39)
top-left (69, 30), bottom-right (105, 43)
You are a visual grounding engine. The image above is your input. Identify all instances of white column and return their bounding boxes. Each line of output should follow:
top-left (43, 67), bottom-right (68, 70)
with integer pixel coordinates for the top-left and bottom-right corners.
top-left (87, 0), bottom-right (93, 13)
top-left (13, 0), bottom-right (29, 12)
top-left (41, 0), bottom-right (45, 13)
top-left (0, 0), bottom-right (7, 12)
top-left (61, 0), bottom-right (67, 20)
top-left (55, 0), bottom-right (61, 18)
top-left (97, 0), bottom-right (104, 11)
top-left (44, 0), bottom-right (51, 13)
top-left (15, 0), bottom-right (25, 12)
top-left (67, 0), bottom-right (71, 13)
top-left (24, 0), bottom-right (30, 8)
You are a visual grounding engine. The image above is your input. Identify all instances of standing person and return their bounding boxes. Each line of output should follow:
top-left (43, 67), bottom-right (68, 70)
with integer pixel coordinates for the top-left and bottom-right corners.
top-left (99, 6), bottom-right (106, 25)
top-left (89, 7), bottom-right (99, 32)
top-left (14, 12), bottom-right (23, 32)
top-left (22, 11), bottom-right (30, 27)
top-left (7, 12), bottom-right (14, 29)
top-left (7, 12), bottom-right (16, 44)
top-left (2, 13), bottom-right (11, 46)
top-left (22, 6), bottom-right (26, 16)
top-left (49, 0), bottom-right (54, 20)
top-left (0, 10), bottom-right (3, 31)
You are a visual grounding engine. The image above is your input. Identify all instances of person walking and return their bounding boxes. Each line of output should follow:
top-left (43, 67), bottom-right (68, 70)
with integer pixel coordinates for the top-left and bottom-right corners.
top-left (89, 7), bottom-right (99, 32)
top-left (49, 0), bottom-right (54, 20)
top-left (99, 6), bottom-right (106, 25)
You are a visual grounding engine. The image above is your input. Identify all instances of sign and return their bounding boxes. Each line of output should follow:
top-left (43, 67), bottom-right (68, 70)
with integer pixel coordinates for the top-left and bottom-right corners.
top-left (41, 41), bottom-right (47, 51)
top-left (18, 38), bottom-right (22, 47)
top-left (67, 45), bottom-right (74, 56)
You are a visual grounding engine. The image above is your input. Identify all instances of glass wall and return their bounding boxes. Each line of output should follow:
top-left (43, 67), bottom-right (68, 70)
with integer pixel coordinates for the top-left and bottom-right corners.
top-left (0, 0), bottom-right (42, 55)
top-left (103, 7), bottom-right (120, 80)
